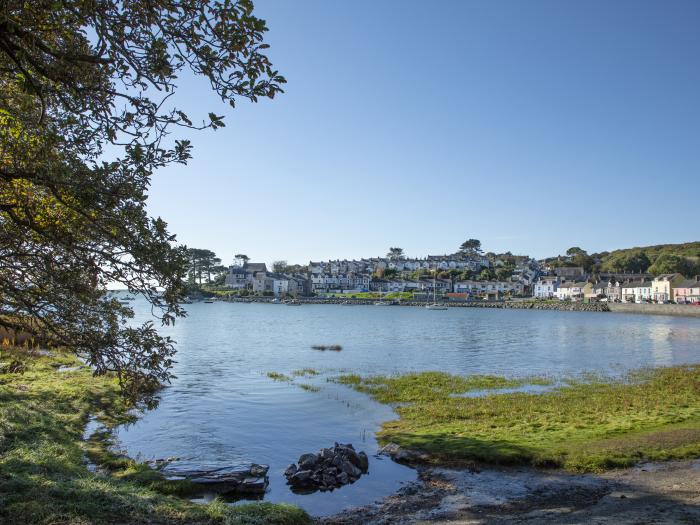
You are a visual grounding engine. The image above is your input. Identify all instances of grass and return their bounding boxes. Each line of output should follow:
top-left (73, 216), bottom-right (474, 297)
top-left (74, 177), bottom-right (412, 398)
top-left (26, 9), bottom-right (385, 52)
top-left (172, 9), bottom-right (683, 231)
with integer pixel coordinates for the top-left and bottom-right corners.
top-left (291, 368), bottom-right (319, 377)
top-left (266, 372), bottom-right (292, 382)
top-left (338, 367), bottom-right (700, 472)
top-left (298, 384), bottom-right (320, 393)
top-left (0, 346), bottom-right (311, 525)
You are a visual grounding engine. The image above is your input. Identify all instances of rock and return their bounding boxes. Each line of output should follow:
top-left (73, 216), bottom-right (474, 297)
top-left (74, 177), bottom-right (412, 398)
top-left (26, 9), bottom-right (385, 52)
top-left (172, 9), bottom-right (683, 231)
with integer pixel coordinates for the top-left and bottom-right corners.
top-left (337, 471), bottom-right (349, 484)
top-left (357, 451), bottom-right (369, 472)
top-left (289, 470), bottom-right (313, 487)
top-left (285, 443), bottom-right (369, 491)
top-left (298, 453), bottom-right (318, 470)
top-left (238, 477), bottom-right (267, 493)
top-left (340, 460), bottom-right (362, 479)
top-left (249, 463), bottom-right (269, 477)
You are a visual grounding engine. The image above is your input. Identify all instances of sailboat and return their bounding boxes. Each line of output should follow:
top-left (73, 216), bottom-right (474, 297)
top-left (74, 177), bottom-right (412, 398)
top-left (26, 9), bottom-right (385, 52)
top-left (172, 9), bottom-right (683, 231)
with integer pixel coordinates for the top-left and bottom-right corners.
top-left (425, 271), bottom-right (447, 310)
top-left (373, 289), bottom-right (390, 306)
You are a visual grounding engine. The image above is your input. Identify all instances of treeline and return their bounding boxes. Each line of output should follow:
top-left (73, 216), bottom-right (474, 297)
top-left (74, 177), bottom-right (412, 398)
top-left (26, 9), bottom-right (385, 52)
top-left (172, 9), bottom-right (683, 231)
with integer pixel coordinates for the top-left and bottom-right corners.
top-left (547, 242), bottom-right (700, 276)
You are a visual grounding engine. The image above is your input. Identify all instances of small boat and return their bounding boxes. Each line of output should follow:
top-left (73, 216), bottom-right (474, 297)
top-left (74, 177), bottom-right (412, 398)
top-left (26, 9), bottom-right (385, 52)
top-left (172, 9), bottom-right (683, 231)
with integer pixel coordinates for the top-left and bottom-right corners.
top-left (123, 295), bottom-right (135, 301)
top-left (425, 303), bottom-right (448, 310)
top-left (425, 270), bottom-right (447, 310)
top-left (203, 299), bottom-right (215, 304)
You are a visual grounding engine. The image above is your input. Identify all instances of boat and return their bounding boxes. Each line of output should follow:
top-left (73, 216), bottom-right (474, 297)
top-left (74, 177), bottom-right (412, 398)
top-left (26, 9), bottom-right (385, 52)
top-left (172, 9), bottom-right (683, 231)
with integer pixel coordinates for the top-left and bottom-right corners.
top-left (203, 299), bottom-right (215, 303)
top-left (123, 295), bottom-right (135, 301)
top-left (425, 271), bottom-right (448, 310)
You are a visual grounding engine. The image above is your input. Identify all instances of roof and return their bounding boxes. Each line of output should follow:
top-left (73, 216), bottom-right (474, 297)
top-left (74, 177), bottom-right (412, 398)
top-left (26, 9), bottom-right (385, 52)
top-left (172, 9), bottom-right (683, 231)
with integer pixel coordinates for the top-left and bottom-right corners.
top-left (676, 279), bottom-right (700, 289)
top-left (245, 263), bottom-right (268, 273)
top-left (621, 280), bottom-right (652, 289)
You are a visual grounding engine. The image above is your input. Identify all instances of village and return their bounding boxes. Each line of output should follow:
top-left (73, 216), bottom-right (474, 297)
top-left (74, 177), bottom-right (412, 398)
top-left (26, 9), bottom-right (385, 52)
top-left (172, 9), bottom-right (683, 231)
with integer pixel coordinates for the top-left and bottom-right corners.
top-left (221, 252), bottom-right (700, 305)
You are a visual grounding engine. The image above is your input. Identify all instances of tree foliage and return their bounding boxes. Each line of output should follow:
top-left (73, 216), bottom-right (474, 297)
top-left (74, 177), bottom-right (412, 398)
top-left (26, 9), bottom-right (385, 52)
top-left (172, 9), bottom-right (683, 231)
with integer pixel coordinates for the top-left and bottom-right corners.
top-left (387, 247), bottom-right (404, 260)
top-left (459, 238), bottom-right (482, 255)
top-left (0, 0), bottom-right (284, 396)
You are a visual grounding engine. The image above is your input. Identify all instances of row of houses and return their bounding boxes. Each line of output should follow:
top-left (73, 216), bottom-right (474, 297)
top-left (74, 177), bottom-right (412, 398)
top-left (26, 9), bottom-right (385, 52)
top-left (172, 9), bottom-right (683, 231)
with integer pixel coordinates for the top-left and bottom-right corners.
top-left (534, 274), bottom-right (700, 304)
top-left (308, 253), bottom-right (493, 277)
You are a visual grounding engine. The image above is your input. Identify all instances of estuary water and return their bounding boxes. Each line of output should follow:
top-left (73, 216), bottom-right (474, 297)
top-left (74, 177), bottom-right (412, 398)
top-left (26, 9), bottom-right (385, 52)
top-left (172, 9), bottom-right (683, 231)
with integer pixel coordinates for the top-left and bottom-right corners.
top-left (116, 300), bottom-right (700, 516)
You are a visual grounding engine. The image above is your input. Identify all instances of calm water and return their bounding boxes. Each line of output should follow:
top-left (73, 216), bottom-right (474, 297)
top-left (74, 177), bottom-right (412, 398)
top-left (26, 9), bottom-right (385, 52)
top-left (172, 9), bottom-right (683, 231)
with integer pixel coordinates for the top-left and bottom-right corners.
top-left (117, 300), bottom-right (700, 516)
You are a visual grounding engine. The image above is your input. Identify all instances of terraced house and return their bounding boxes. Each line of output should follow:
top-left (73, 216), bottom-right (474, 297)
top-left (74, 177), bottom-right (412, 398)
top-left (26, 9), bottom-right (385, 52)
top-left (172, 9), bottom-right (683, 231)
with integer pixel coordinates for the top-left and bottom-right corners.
top-left (674, 276), bottom-right (700, 304)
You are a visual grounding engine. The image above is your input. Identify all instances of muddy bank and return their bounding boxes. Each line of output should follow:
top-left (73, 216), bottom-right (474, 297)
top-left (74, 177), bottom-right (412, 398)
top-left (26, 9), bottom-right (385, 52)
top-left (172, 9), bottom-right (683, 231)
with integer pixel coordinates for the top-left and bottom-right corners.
top-left (318, 459), bottom-right (700, 524)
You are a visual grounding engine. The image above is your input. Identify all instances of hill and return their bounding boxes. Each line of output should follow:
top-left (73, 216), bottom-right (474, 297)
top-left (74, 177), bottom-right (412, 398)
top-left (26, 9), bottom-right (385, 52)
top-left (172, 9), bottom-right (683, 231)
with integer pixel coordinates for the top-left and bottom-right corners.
top-left (598, 242), bottom-right (700, 276)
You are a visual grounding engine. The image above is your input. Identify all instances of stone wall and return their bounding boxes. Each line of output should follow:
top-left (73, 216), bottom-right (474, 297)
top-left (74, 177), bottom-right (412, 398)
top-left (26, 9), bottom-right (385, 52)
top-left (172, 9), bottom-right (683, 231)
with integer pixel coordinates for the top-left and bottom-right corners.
top-left (608, 303), bottom-right (700, 318)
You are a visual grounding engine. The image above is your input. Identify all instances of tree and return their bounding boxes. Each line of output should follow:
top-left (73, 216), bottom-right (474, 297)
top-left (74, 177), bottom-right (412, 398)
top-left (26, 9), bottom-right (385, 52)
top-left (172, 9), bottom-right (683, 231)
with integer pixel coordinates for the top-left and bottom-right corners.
top-left (272, 260), bottom-right (288, 273)
top-left (566, 247), bottom-right (586, 256)
top-left (234, 254), bottom-right (250, 266)
top-left (0, 1), bottom-right (284, 397)
top-left (648, 254), bottom-right (693, 276)
top-left (387, 247), bottom-right (404, 260)
top-left (460, 239), bottom-right (482, 255)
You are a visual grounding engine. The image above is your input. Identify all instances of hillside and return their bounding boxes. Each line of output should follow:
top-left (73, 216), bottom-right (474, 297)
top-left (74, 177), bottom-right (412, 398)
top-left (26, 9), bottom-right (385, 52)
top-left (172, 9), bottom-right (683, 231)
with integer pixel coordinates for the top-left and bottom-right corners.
top-left (598, 242), bottom-right (700, 275)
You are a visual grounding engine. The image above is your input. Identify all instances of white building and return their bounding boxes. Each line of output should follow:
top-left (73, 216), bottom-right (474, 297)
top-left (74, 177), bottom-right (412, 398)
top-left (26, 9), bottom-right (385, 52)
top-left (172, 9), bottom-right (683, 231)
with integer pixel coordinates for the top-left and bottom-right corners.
top-left (533, 276), bottom-right (559, 299)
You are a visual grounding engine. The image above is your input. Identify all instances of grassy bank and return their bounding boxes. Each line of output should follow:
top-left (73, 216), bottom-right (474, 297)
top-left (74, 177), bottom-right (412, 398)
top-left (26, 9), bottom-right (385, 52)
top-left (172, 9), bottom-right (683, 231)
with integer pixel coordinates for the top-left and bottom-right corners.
top-left (338, 367), bottom-right (700, 472)
top-left (0, 347), bottom-right (311, 525)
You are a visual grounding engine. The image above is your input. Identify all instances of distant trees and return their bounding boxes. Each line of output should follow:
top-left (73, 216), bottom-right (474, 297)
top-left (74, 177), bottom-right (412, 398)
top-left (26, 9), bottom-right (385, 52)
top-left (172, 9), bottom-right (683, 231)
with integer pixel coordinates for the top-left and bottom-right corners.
top-left (186, 249), bottom-right (221, 284)
top-left (234, 254), bottom-right (250, 266)
top-left (600, 250), bottom-right (651, 274)
top-left (647, 254), bottom-right (694, 276)
top-left (387, 247), bottom-right (404, 260)
top-left (272, 260), bottom-right (288, 273)
top-left (460, 239), bottom-right (482, 255)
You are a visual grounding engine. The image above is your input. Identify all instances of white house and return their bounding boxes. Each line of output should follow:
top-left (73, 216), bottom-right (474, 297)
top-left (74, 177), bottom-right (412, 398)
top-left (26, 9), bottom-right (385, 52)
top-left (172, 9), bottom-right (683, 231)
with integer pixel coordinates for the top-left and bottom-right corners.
top-left (621, 280), bottom-right (653, 303)
top-left (533, 276), bottom-right (559, 299)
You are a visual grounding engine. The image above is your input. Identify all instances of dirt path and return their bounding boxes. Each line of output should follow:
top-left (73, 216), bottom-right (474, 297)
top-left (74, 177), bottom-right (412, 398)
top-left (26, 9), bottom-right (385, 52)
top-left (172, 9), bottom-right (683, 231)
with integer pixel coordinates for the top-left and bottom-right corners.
top-left (318, 459), bottom-right (700, 524)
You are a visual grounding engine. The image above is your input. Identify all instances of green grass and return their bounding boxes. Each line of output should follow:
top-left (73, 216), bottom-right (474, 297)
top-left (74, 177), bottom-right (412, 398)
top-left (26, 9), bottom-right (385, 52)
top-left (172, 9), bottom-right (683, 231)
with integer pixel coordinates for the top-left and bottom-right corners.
top-left (0, 347), bottom-right (311, 525)
top-left (338, 367), bottom-right (700, 472)
top-left (291, 368), bottom-right (319, 377)
top-left (298, 384), bottom-right (320, 393)
top-left (336, 371), bottom-right (550, 404)
top-left (266, 372), bottom-right (292, 382)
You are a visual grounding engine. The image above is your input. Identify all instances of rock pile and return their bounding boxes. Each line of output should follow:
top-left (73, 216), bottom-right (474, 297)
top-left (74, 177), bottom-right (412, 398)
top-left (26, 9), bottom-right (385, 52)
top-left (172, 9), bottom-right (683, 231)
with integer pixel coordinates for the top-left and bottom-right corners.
top-left (285, 443), bottom-right (369, 491)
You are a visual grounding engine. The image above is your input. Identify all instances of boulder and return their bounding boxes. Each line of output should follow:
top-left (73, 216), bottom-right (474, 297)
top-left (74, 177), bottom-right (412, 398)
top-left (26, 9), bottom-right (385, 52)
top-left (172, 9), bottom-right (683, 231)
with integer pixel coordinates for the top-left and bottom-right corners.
top-left (298, 453), bottom-right (318, 470)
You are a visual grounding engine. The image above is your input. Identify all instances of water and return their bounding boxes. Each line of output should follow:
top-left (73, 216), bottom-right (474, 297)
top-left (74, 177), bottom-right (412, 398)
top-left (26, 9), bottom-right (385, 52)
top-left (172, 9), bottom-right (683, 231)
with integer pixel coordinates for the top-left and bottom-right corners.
top-left (116, 300), bottom-right (700, 516)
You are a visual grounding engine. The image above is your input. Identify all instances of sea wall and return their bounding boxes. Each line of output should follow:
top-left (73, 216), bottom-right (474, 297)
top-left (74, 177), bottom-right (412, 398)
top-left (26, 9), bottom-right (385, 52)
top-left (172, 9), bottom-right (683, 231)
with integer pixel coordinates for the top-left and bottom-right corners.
top-left (608, 303), bottom-right (700, 318)
top-left (223, 297), bottom-right (610, 312)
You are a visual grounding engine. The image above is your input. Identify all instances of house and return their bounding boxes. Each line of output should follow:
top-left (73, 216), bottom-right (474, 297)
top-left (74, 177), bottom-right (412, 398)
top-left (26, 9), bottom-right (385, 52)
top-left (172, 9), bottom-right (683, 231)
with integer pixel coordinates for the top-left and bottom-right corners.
top-left (652, 273), bottom-right (685, 302)
top-left (673, 277), bottom-right (700, 304)
top-left (252, 273), bottom-right (274, 294)
top-left (621, 280), bottom-right (653, 303)
top-left (224, 265), bottom-right (248, 289)
top-left (455, 280), bottom-right (525, 298)
top-left (603, 280), bottom-right (622, 302)
top-left (533, 276), bottom-right (559, 299)
top-left (554, 281), bottom-right (586, 301)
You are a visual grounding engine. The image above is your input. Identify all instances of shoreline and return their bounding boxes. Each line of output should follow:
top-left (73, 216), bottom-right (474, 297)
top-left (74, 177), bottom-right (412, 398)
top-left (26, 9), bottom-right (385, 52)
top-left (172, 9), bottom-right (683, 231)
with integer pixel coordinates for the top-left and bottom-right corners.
top-left (218, 296), bottom-right (700, 317)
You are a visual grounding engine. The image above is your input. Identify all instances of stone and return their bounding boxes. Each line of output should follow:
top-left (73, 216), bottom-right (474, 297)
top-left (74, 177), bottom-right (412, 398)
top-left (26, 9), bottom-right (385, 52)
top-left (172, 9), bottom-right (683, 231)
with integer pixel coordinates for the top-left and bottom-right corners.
top-left (249, 463), bottom-right (269, 477)
top-left (337, 471), bottom-right (349, 484)
top-left (238, 476), bottom-right (267, 493)
top-left (319, 448), bottom-right (335, 461)
top-left (284, 463), bottom-right (297, 477)
top-left (289, 470), bottom-right (313, 487)
top-left (357, 451), bottom-right (369, 472)
top-left (340, 460), bottom-right (362, 479)
top-left (298, 453), bottom-right (318, 470)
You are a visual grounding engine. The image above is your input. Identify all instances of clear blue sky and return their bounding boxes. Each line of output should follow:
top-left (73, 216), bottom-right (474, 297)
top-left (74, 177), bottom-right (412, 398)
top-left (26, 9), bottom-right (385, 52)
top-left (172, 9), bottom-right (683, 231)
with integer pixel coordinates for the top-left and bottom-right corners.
top-left (146, 0), bottom-right (700, 266)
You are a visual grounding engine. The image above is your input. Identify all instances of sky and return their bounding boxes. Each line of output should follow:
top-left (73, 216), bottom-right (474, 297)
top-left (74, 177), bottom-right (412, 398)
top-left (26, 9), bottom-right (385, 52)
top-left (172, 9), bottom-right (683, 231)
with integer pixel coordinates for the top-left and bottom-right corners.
top-left (146, 0), bottom-right (700, 267)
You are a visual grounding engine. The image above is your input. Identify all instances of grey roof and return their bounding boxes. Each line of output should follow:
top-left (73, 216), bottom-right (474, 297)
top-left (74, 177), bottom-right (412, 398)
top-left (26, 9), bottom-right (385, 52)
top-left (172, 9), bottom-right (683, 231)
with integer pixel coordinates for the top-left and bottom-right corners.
top-left (676, 279), bottom-right (700, 289)
top-left (245, 263), bottom-right (268, 273)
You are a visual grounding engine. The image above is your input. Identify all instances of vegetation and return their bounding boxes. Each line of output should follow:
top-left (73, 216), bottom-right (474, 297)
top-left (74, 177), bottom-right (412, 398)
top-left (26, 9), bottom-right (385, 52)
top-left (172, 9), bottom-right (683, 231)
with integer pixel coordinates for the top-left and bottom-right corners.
top-left (0, 0), bottom-right (285, 395)
top-left (459, 239), bottom-right (482, 255)
top-left (387, 247), bottom-right (404, 260)
top-left (266, 372), bottom-right (292, 382)
top-left (339, 367), bottom-right (700, 472)
top-left (0, 347), bottom-right (310, 524)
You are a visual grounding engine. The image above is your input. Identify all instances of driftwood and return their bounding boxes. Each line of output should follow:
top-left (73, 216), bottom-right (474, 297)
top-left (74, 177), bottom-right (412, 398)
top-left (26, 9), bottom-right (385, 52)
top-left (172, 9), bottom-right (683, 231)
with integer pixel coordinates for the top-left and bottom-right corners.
top-left (162, 463), bottom-right (269, 494)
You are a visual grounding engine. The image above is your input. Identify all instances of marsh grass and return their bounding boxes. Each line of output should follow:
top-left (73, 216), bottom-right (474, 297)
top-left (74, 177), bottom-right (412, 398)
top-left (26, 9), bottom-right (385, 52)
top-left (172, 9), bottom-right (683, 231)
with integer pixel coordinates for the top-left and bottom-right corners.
top-left (291, 368), bottom-right (319, 377)
top-left (339, 367), bottom-right (700, 472)
top-left (298, 384), bottom-right (320, 393)
top-left (266, 371), bottom-right (292, 382)
top-left (0, 347), bottom-right (311, 524)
